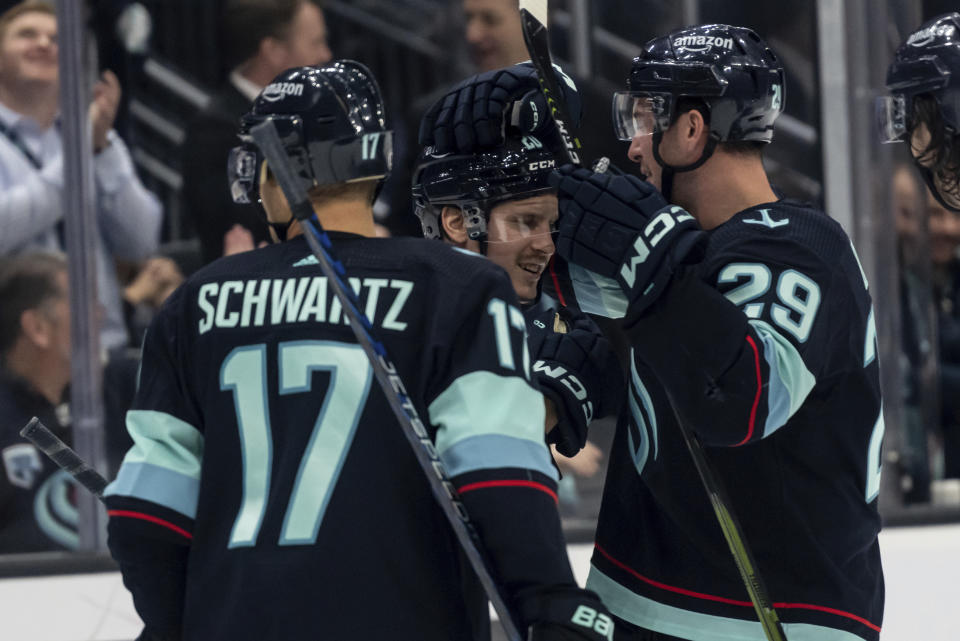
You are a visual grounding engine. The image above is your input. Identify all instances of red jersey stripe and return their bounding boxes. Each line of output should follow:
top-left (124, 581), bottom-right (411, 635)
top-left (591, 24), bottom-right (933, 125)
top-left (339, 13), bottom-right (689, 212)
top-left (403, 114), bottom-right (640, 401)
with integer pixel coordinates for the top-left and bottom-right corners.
top-left (458, 479), bottom-right (558, 504)
top-left (548, 257), bottom-right (568, 308)
top-left (595, 544), bottom-right (881, 632)
top-left (108, 509), bottom-right (193, 540)
top-left (734, 334), bottom-right (763, 447)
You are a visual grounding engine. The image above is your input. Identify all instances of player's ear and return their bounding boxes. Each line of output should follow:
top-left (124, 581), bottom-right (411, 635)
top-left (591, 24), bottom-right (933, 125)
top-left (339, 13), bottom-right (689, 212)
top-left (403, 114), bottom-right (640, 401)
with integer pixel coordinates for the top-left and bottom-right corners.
top-left (672, 108), bottom-right (709, 164)
top-left (440, 206), bottom-right (469, 246)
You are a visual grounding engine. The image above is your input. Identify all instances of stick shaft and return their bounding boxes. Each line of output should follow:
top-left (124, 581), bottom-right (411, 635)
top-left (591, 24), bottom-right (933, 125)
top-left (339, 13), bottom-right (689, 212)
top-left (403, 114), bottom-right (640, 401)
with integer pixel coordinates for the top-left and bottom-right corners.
top-left (20, 417), bottom-right (109, 501)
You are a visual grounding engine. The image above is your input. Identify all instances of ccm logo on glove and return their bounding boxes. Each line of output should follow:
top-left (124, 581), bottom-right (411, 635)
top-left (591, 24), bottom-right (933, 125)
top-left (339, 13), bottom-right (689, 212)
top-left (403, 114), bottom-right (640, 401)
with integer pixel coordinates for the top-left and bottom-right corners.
top-left (621, 205), bottom-right (694, 288)
top-left (532, 360), bottom-right (594, 424)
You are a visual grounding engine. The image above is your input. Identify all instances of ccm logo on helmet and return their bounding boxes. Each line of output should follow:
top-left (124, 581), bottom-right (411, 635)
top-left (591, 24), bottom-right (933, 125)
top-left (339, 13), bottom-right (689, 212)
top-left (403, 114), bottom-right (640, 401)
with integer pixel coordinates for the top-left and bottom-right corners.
top-left (262, 82), bottom-right (305, 102)
top-left (907, 23), bottom-right (956, 47)
top-left (529, 159), bottom-right (556, 171)
top-left (673, 35), bottom-right (734, 52)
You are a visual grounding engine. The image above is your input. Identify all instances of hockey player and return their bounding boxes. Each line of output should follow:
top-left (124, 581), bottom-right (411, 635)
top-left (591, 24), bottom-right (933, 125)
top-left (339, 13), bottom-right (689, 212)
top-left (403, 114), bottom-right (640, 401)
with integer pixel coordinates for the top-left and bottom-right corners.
top-left (421, 24), bottom-right (885, 641)
top-left (104, 61), bottom-right (613, 641)
top-left (881, 12), bottom-right (960, 212)
top-left (414, 83), bottom-right (623, 457)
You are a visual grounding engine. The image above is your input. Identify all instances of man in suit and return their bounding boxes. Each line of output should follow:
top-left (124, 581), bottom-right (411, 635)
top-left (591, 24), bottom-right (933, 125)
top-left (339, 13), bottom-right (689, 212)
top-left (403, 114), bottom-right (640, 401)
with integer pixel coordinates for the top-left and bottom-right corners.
top-left (180, 0), bottom-right (331, 265)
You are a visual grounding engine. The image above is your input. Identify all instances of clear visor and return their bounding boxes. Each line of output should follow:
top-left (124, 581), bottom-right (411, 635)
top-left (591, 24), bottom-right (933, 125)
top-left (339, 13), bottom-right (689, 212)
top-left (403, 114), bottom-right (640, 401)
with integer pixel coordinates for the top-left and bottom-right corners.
top-left (875, 94), bottom-right (908, 144)
top-left (612, 92), bottom-right (670, 141)
top-left (228, 146), bottom-right (259, 204)
top-left (484, 201), bottom-right (558, 245)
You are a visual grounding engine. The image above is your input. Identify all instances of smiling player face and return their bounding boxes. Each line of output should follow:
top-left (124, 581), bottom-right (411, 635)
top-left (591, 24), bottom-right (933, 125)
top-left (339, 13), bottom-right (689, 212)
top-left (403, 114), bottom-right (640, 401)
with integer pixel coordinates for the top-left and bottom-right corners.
top-left (484, 193), bottom-right (558, 303)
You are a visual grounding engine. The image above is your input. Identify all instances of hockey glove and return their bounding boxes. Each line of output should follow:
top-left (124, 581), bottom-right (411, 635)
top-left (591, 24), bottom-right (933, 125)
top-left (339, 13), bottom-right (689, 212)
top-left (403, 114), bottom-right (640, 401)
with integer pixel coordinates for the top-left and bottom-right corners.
top-left (550, 164), bottom-right (706, 321)
top-left (530, 306), bottom-right (622, 456)
top-left (520, 586), bottom-right (615, 641)
top-left (419, 62), bottom-right (581, 155)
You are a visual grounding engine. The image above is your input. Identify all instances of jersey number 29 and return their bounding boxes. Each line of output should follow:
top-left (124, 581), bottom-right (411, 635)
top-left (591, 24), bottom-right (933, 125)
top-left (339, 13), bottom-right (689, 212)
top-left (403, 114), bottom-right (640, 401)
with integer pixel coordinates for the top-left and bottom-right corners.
top-left (220, 341), bottom-right (373, 548)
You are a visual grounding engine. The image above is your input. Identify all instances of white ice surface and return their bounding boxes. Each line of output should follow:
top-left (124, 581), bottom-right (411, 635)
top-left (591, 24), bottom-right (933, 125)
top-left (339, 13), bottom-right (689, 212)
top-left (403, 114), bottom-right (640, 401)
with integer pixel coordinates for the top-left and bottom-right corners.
top-left (0, 524), bottom-right (956, 640)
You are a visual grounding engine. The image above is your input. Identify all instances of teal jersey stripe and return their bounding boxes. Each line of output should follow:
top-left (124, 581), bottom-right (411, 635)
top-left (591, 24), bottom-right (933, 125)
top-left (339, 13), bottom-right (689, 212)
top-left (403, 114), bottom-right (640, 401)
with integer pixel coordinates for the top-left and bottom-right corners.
top-left (430, 370), bottom-right (546, 455)
top-left (105, 461), bottom-right (201, 519)
top-left (749, 319), bottom-right (816, 437)
top-left (439, 433), bottom-right (557, 480)
top-left (569, 263), bottom-right (628, 319)
top-left (627, 391), bottom-right (650, 475)
top-left (113, 409), bottom-right (204, 478)
top-left (587, 566), bottom-right (869, 641)
top-left (630, 352), bottom-right (658, 459)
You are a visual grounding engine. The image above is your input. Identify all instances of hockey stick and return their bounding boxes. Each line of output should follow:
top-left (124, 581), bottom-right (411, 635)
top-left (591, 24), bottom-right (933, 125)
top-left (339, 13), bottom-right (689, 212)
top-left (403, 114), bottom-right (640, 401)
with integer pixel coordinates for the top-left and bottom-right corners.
top-left (249, 120), bottom-right (523, 641)
top-left (518, 3), bottom-right (788, 640)
top-left (519, 0), bottom-right (582, 167)
top-left (20, 416), bottom-right (109, 500)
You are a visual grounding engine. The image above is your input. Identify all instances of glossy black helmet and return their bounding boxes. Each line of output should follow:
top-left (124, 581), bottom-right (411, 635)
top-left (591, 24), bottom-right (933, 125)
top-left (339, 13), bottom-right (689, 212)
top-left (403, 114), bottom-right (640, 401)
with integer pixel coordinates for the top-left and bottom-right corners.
top-left (412, 133), bottom-right (557, 241)
top-left (880, 13), bottom-right (960, 142)
top-left (613, 24), bottom-right (784, 144)
top-left (228, 60), bottom-right (392, 205)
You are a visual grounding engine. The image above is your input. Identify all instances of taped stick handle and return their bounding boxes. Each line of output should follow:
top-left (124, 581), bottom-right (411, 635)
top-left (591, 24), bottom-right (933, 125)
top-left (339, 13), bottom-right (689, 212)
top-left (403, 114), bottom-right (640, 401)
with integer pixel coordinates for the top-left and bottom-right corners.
top-left (20, 417), bottom-right (109, 500)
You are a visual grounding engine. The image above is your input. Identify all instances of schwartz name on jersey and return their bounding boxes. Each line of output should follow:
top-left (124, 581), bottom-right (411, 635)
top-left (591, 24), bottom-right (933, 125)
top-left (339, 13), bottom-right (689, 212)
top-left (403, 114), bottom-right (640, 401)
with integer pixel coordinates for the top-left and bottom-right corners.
top-left (105, 234), bottom-right (572, 640)
top-left (588, 201), bottom-right (884, 641)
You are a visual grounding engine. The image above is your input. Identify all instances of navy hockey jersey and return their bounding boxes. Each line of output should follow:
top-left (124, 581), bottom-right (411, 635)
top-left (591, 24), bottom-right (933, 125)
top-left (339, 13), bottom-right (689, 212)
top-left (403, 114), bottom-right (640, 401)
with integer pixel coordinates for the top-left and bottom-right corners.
top-left (587, 201), bottom-right (884, 641)
top-left (105, 234), bottom-right (574, 640)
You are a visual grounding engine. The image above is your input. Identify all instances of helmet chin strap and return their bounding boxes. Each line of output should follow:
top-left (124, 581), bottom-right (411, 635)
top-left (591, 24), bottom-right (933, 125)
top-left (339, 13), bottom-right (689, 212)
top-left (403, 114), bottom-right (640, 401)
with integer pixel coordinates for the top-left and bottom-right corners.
top-left (651, 131), bottom-right (718, 201)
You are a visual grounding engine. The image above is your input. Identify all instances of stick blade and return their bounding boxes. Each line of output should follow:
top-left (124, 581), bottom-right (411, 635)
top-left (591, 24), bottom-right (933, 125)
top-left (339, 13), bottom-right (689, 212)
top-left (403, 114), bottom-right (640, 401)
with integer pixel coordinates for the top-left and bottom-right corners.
top-left (519, 0), bottom-right (548, 27)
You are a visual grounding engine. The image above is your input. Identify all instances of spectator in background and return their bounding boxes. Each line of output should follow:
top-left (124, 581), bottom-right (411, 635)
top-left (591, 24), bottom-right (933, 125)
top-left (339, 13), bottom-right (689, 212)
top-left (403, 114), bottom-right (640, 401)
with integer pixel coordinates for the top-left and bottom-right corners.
top-left (893, 164), bottom-right (936, 502)
top-left (0, 252), bottom-right (79, 553)
top-left (463, 0), bottom-right (528, 72)
top-left (121, 254), bottom-right (183, 346)
top-left (892, 163), bottom-right (960, 492)
top-left (928, 177), bottom-right (960, 478)
top-left (0, 0), bottom-right (162, 354)
top-left (180, 0), bottom-right (331, 265)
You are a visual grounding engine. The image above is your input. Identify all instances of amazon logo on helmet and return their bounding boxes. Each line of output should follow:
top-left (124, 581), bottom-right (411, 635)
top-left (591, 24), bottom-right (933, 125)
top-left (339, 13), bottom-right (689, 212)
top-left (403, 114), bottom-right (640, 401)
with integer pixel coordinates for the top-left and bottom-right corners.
top-left (623, 24), bottom-right (784, 144)
top-left (885, 12), bottom-right (960, 134)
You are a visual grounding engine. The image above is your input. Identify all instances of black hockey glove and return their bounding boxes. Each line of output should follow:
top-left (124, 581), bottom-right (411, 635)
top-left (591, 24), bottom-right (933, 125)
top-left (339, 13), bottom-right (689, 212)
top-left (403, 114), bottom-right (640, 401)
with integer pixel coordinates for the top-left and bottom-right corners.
top-left (519, 586), bottom-right (615, 641)
top-left (419, 62), bottom-right (581, 155)
top-left (550, 164), bottom-right (706, 321)
top-left (530, 306), bottom-right (622, 456)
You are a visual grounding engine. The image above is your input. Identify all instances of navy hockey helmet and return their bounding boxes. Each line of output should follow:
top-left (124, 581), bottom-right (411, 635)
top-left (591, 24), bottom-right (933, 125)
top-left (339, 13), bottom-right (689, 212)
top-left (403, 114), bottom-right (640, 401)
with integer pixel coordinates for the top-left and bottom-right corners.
top-left (880, 13), bottom-right (960, 142)
top-left (880, 13), bottom-right (960, 211)
top-left (228, 60), bottom-right (393, 206)
top-left (412, 133), bottom-right (557, 242)
top-left (613, 24), bottom-right (785, 147)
